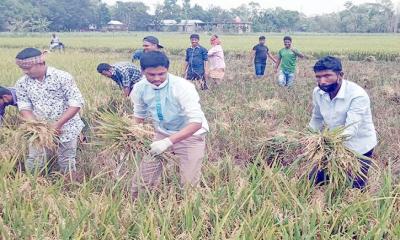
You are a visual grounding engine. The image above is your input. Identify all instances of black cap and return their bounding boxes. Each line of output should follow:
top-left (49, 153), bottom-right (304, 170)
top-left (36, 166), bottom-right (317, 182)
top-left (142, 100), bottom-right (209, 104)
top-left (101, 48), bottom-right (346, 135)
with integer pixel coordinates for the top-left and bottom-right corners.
top-left (143, 36), bottom-right (163, 49)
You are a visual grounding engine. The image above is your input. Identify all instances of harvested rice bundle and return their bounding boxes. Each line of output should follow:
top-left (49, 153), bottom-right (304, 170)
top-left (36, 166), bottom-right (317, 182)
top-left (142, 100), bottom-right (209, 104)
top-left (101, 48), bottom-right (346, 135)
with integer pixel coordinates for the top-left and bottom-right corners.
top-left (94, 111), bottom-right (175, 163)
top-left (256, 132), bottom-right (301, 166)
top-left (95, 111), bottom-right (153, 152)
top-left (298, 127), bottom-right (377, 189)
top-left (18, 120), bottom-right (58, 150)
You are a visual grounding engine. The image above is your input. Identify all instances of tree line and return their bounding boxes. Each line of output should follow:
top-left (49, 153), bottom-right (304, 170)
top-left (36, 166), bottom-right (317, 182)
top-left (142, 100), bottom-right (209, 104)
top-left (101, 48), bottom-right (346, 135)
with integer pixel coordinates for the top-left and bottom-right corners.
top-left (0, 0), bottom-right (398, 33)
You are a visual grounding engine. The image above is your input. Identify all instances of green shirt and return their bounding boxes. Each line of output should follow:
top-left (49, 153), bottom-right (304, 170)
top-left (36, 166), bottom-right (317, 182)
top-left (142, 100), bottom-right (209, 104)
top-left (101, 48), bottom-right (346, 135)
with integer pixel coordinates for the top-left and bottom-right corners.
top-left (278, 48), bottom-right (301, 73)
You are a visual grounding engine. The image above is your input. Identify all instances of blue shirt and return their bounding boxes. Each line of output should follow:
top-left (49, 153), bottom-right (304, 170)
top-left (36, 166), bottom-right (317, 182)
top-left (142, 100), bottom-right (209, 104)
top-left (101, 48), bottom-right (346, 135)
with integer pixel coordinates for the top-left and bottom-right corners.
top-left (185, 45), bottom-right (208, 75)
top-left (252, 44), bottom-right (269, 63)
top-left (131, 73), bottom-right (209, 136)
top-left (0, 87), bottom-right (17, 125)
top-left (309, 80), bottom-right (377, 154)
top-left (131, 49), bottom-right (144, 61)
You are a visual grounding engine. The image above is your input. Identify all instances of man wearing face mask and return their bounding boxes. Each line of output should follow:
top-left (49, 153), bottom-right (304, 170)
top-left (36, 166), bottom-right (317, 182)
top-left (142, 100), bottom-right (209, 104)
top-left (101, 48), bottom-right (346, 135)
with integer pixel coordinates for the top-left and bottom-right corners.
top-left (309, 56), bottom-right (377, 189)
top-left (131, 51), bottom-right (209, 199)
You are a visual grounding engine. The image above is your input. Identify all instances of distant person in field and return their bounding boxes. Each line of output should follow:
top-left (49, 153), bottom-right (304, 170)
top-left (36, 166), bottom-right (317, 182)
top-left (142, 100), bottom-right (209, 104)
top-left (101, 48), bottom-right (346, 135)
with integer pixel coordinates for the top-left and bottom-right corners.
top-left (132, 36), bottom-right (163, 62)
top-left (0, 86), bottom-right (17, 126)
top-left (49, 33), bottom-right (64, 52)
top-left (308, 56), bottom-right (377, 189)
top-left (97, 62), bottom-right (142, 97)
top-left (274, 36), bottom-right (305, 87)
top-left (14, 48), bottom-right (85, 177)
top-left (207, 34), bottom-right (225, 86)
top-left (184, 34), bottom-right (209, 90)
top-left (250, 36), bottom-right (277, 78)
top-left (131, 51), bottom-right (209, 199)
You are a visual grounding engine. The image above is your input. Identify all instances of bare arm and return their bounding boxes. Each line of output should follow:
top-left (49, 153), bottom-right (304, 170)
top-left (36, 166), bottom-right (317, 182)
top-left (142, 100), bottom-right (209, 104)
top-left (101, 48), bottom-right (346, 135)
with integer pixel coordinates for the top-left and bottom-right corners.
top-left (183, 62), bottom-right (188, 78)
top-left (249, 50), bottom-right (255, 65)
top-left (267, 52), bottom-right (277, 63)
top-left (168, 122), bottom-right (201, 144)
top-left (20, 110), bottom-right (36, 121)
top-left (134, 117), bottom-right (145, 124)
top-left (123, 87), bottom-right (131, 98)
top-left (274, 58), bottom-right (281, 73)
top-left (53, 106), bottom-right (81, 131)
top-left (293, 49), bottom-right (306, 59)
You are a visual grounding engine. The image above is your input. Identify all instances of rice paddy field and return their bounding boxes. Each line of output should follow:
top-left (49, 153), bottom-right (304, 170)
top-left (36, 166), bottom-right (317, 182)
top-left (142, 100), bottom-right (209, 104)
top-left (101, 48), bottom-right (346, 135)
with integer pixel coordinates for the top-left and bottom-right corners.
top-left (1, 32), bottom-right (400, 239)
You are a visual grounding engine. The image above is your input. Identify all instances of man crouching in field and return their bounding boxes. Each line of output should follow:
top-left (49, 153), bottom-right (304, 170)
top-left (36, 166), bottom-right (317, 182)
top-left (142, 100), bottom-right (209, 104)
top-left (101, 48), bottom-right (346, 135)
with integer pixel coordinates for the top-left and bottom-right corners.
top-left (131, 51), bottom-right (209, 199)
top-left (15, 48), bottom-right (85, 178)
top-left (308, 56), bottom-right (377, 189)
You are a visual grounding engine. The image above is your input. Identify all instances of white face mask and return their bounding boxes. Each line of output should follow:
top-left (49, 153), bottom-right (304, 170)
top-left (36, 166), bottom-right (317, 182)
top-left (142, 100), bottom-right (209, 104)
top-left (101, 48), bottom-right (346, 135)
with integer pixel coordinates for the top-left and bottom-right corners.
top-left (148, 77), bottom-right (169, 90)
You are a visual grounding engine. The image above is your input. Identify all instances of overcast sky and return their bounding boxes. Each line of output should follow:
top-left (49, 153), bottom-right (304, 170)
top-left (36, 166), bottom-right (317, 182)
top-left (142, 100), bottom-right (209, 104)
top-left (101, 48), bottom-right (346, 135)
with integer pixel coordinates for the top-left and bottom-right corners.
top-left (103, 0), bottom-right (398, 16)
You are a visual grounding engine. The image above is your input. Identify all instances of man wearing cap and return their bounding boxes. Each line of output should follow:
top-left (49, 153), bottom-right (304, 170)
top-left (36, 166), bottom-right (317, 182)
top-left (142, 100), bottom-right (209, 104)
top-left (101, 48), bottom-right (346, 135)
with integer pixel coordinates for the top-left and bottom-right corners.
top-left (97, 62), bottom-right (142, 97)
top-left (132, 36), bottom-right (163, 62)
top-left (308, 56), bottom-right (377, 189)
top-left (14, 48), bottom-right (85, 176)
top-left (184, 34), bottom-right (209, 90)
top-left (0, 86), bottom-right (18, 126)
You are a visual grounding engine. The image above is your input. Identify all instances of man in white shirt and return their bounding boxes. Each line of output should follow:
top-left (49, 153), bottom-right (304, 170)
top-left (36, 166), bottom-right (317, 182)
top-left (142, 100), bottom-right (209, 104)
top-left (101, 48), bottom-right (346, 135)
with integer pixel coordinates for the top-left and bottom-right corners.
top-left (309, 56), bottom-right (377, 189)
top-left (131, 51), bottom-right (209, 198)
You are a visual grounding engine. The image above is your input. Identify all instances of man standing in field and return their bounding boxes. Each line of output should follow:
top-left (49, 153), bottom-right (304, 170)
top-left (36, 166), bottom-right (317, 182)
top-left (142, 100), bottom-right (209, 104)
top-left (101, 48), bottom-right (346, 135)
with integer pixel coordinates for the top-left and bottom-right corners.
top-left (274, 36), bottom-right (305, 87)
top-left (97, 62), bottom-right (142, 97)
top-left (132, 36), bottom-right (164, 62)
top-left (250, 36), bottom-right (277, 78)
top-left (184, 34), bottom-right (209, 90)
top-left (308, 56), bottom-right (377, 189)
top-left (14, 48), bottom-right (85, 176)
top-left (0, 86), bottom-right (17, 126)
top-left (131, 51), bottom-right (209, 199)
top-left (49, 33), bottom-right (64, 52)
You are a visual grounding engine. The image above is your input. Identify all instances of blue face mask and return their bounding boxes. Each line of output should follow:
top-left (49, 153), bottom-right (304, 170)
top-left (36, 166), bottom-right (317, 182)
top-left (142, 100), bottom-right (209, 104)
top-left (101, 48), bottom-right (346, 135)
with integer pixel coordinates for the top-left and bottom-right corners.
top-left (318, 81), bottom-right (339, 93)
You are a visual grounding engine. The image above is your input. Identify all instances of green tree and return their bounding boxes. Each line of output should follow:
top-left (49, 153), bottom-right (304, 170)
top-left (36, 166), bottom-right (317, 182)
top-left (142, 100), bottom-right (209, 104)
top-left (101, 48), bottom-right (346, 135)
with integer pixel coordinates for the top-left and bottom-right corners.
top-left (111, 1), bottom-right (152, 30)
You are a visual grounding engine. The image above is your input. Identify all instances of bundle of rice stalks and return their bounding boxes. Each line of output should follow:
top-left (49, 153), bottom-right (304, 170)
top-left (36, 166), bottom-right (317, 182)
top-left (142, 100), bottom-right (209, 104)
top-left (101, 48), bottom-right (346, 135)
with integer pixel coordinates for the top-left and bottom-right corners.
top-left (18, 120), bottom-right (58, 150)
top-left (297, 127), bottom-right (377, 190)
top-left (256, 132), bottom-right (301, 166)
top-left (94, 111), bottom-right (154, 153)
top-left (93, 111), bottom-right (176, 176)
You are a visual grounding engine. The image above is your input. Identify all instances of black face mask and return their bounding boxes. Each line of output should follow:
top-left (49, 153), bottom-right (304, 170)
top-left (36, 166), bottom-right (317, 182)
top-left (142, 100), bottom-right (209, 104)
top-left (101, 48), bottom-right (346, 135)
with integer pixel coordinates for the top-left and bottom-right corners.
top-left (318, 82), bottom-right (339, 93)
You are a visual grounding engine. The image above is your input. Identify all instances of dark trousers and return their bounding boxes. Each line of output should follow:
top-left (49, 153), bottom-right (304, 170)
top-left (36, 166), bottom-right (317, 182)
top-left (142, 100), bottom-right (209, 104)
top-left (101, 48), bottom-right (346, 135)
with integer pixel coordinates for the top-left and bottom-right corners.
top-left (187, 71), bottom-right (208, 90)
top-left (309, 149), bottom-right (373, 189)
top-left (255, 62), bottom-right (266, 76)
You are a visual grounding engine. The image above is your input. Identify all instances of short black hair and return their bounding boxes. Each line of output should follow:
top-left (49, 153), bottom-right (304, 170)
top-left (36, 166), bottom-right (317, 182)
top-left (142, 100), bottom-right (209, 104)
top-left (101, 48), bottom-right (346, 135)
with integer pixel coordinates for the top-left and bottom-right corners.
top-left (283, 36), bottom-right (292, 42)
top-left (97, 63), bottom-right (112, 73)
top-left (190, 34), bottom-right (200, 40)
top-left (0, 86), bottom-right (12, 97)
top-left (313, 56), bottom-right (342, 73)
top-left (140, 51), bottom-right (170, 70)
top-left (16, 48), bottom-right (42, 60)
top-left (259, 36), bottom-right (266, 40)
